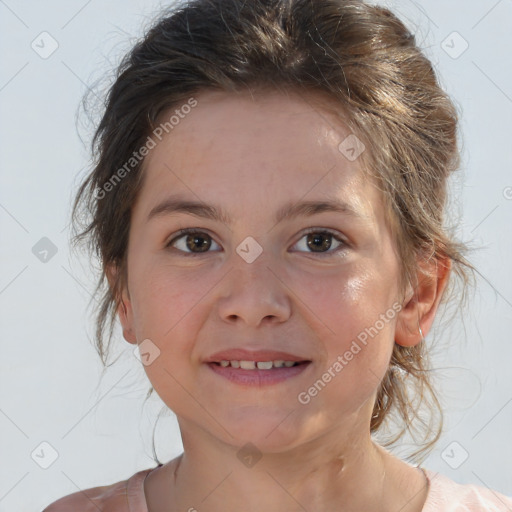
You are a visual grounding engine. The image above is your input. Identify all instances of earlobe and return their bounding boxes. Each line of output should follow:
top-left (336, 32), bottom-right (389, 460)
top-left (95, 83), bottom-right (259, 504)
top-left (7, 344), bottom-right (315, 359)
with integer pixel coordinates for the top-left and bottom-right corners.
top-left (118, 298), bottom-right (138, 344)
top-left (105, 263), bottom-right (138, 345)
top-left (394, 256), bottom-right (451, 347)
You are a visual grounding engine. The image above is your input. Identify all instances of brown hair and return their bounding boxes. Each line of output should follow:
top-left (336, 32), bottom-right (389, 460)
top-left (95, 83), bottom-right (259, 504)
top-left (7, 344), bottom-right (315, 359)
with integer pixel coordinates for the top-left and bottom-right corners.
top-left (71, 0), bottom-right (475, 464)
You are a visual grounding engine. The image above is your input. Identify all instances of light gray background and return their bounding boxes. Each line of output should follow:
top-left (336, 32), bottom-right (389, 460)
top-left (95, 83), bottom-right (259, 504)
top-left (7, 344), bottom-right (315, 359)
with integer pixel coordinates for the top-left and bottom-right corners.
top-left (0, 0), bottom-right (511, 510)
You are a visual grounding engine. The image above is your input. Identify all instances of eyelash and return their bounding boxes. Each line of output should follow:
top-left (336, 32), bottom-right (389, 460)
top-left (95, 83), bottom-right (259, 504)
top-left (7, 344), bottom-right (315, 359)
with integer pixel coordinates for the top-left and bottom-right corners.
top-left (165, 227), bottom-right (349, 257)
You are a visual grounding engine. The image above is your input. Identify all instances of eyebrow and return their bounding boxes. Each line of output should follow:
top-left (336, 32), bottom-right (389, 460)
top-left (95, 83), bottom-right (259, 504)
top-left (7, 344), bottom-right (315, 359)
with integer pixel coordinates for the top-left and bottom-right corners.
top-left (146, 196), bottom-right (367, 226)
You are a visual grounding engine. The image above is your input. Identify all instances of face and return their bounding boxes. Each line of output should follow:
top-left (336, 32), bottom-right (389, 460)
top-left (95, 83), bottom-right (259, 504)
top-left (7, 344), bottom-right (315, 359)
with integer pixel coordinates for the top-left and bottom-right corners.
top-left (115, 89), bottom-right (409, 452)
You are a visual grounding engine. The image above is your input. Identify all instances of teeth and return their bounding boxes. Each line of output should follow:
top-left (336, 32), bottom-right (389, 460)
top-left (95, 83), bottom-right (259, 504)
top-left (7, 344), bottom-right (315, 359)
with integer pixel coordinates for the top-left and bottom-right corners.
top-left (256, 361), bottom-right (273, 370)
top-left (217, 360), bottom-right (301, 370)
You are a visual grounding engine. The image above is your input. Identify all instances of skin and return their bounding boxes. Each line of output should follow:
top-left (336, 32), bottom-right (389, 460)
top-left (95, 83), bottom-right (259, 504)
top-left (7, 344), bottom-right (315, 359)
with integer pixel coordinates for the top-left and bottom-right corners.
top-left (107, 89), bottom-right (451, 512)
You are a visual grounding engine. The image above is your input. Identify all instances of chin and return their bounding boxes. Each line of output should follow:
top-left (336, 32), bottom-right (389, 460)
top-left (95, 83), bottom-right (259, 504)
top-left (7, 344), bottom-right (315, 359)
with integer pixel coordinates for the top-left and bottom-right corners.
top-left (215, 406), bottom-right (315, 451)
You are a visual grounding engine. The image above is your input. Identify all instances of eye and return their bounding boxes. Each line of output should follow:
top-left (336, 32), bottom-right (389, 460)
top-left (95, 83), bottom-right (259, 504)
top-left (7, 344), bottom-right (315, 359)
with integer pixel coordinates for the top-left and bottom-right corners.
top-left (166, 227), bottom-right (347, 257)
top-left (166, 228), bottom-right (221, 255)
top-left (292, 228), bottom-right (347, 256)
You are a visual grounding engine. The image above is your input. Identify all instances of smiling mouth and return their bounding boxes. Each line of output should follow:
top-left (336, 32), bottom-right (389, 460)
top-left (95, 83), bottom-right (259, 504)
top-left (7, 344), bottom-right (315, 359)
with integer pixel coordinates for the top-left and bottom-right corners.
top-left (206, 359), bottom-right (312, 386)
top-left (210, 360), bottom-right (311, 370)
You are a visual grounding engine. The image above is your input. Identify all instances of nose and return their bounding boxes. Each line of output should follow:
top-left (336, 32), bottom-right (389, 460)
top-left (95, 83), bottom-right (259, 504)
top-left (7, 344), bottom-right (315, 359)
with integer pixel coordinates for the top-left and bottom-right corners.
top-left (215, 249), bottom-right (292, 327)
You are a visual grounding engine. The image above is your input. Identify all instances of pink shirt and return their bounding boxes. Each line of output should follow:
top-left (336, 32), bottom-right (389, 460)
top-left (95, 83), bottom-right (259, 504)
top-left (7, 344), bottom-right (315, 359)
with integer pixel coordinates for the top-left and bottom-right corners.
top-left (42, 466), bottom-right (512, 511)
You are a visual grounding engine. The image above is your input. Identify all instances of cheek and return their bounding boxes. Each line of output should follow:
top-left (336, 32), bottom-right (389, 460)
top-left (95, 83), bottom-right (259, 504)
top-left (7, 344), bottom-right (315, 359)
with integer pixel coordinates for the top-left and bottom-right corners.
top-left (129, 265), bottom-right (207, 403)
top-left (127, 262), bottom-right (195, 346)
top-left (298, 265), bottom-right (397, 389)
top-left (295, 263), bottom-right (395, 339)
top-left (128, 260), bottom-right (224, 379)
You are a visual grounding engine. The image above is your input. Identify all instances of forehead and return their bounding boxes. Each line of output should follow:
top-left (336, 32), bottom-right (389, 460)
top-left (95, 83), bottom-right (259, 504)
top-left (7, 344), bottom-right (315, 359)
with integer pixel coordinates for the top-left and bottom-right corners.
top-left (133, 89), bottom-right (384, 227)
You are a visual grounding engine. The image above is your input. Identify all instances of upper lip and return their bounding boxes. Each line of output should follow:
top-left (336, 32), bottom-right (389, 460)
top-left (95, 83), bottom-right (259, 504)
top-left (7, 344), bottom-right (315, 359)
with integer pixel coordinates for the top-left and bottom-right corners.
top-left (205, 349), bottom-right (311, 363)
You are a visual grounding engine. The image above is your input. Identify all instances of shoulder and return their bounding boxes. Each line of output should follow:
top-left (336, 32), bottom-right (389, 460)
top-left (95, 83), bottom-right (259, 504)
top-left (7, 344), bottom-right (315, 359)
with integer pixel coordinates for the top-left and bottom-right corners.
top-left (423, 469), bottom-right (512, 511)
top-left (41, 478), bottom-right (128, 512)
top-left (41, 468), bottom-right (154, 512)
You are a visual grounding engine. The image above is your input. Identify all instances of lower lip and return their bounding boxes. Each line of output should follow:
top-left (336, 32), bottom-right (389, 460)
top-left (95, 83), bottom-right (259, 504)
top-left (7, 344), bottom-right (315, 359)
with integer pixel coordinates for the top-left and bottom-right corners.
top-left (206, 362), bottom-right (312, 386)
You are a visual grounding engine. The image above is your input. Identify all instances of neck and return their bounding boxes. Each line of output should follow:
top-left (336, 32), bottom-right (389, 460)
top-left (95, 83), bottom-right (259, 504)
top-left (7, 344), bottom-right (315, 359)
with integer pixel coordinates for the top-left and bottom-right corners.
top-left (160, 421), bottom-right (426, 512)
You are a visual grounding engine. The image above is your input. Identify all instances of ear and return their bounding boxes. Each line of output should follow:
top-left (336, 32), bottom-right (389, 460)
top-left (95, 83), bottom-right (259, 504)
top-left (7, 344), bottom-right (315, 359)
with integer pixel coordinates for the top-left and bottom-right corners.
top-left (394, 255), bottom-right (451, 347)
top-left (105, 263), bottom-right (137, 345)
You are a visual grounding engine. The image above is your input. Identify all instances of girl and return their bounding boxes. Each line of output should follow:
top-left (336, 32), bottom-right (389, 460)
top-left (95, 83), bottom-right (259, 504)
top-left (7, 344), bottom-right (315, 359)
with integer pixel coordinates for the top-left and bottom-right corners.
top-left (44, 0), bottom-right (512, 510)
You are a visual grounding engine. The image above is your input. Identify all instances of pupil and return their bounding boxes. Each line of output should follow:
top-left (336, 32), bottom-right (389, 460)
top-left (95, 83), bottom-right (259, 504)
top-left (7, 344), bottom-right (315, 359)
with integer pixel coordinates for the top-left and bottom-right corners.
top-left (307, 233), bottom-right (331, 252)
top-left (187, 233), bottom-right (210, 252)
